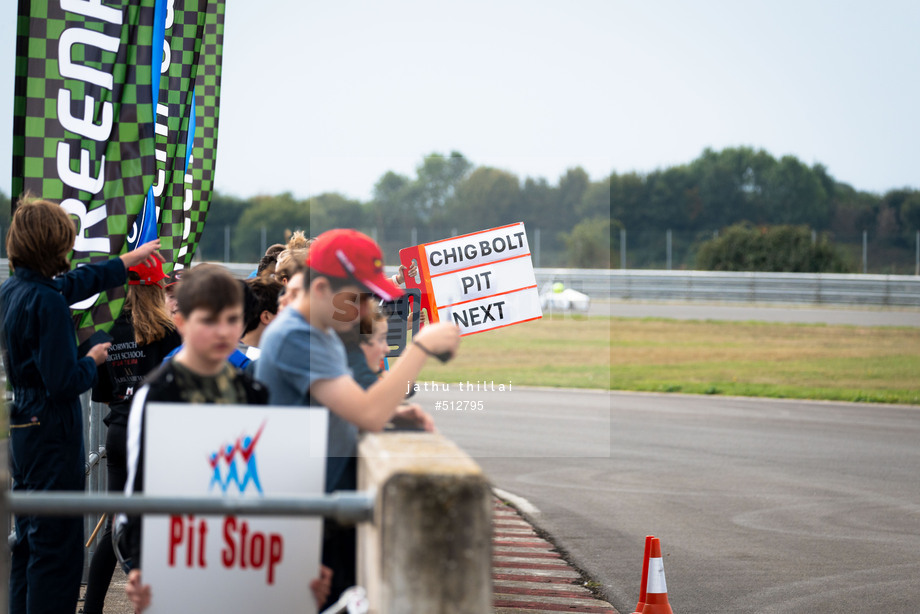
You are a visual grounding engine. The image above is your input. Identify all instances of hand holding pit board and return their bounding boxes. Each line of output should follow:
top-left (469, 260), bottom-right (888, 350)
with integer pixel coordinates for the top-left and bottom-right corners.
top-left (399, 222), bottom-right (542, 336)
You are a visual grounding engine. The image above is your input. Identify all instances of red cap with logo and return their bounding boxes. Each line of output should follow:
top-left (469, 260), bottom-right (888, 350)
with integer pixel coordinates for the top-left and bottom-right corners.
top-left (128, 259), bottom-right (168, 286)
top-left (305, 229), bottom-right (404, 301)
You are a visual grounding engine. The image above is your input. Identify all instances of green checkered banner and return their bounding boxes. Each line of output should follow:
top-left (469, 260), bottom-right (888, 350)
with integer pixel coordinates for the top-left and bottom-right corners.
top-left (12, 0), bottom-right (226, 344)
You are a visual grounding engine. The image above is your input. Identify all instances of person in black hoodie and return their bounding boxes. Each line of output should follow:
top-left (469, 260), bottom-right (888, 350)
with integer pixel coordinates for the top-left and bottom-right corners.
top-left (117, 265), bottom-right (331, 612)
top-left (83, 259), bottom-right (181, 614)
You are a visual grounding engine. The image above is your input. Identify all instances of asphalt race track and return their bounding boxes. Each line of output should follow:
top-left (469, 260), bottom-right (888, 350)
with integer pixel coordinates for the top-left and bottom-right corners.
top-left (419, 387), bottom-right (920, 614)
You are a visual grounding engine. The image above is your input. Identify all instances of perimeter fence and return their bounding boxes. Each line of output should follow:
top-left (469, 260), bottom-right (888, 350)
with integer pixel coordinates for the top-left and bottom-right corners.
top-left (180, 226), bottom-right (920, 275)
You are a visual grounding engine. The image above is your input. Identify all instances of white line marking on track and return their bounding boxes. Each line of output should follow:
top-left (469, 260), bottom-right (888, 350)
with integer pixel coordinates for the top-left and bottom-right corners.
top-left (494, 488), bottom-right (541, 516)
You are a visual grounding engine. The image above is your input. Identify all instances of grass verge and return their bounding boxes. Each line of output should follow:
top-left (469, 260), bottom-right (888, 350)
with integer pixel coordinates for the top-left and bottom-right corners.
top-left (415, 314), bottom-right (920, 404)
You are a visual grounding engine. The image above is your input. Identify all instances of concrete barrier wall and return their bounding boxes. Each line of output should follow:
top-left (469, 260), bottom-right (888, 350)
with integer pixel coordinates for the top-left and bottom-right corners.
top-left (358, 432), bottom-right (493, 614)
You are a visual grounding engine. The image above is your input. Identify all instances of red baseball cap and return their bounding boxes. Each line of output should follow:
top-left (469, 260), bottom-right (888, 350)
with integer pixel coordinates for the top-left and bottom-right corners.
top-left (306, 229), bottom-right (404, 301)
top-left (128, 259), bottom-right (167, 286)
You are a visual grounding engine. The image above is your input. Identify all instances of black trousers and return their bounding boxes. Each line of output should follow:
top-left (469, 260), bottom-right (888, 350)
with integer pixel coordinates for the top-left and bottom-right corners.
top-left (321, 521), bottom-right (357, 610)
top-left (9, 405), bottom-right (85, 614)
top-left (321, 456), bottom-right (357, 609)
top-left (82, 422), bottom-right (128, 614)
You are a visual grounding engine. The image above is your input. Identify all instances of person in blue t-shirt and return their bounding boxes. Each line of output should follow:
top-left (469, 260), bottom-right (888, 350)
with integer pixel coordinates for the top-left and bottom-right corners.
top-left (255, 228), bottom-right (459, 608)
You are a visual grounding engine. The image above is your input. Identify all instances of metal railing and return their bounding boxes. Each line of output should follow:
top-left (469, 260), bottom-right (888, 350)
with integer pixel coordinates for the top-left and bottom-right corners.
top-left (596, 269), bottom-right (920, 306)
top-left (204, 263), bottom-right (920, 307)
top-left (81, 393), bottom-right (108, 578)
top-left (534, 268), bottom-right (920, 307)
top-left (3, 260), bottom-right (918, 307)
top-left (3, 491), bottom-right (375, 523)
top-left (0, 435), bottom-right (375, 610)
top-left (3, 397), bottom-right (375, 587)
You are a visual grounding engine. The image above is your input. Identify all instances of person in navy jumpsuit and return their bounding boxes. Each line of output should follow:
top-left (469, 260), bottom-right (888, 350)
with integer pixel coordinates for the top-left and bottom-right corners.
top-left (0, 197), bottom-right (161, 614)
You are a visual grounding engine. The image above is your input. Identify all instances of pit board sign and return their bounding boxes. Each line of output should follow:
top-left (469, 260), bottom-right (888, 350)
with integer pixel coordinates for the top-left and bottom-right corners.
top-left (399, 222), bottom-right (543, 336)
top-left (140, 403), bottom-right (328, 614)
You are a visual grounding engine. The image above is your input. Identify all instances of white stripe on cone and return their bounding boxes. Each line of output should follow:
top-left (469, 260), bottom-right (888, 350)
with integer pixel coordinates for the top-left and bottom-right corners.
top-left (646, 557), bottom-right (668, 594)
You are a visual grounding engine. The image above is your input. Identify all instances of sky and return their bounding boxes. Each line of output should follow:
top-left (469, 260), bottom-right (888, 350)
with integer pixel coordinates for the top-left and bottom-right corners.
top-left (1, 0), bottom-right (918, 203)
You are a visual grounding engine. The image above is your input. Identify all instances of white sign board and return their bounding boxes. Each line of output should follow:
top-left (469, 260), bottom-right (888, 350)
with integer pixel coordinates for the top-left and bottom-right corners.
top-left (400, 222), bottom-right (543, 335)
top-left (141, 403), bottom-right (328, 614)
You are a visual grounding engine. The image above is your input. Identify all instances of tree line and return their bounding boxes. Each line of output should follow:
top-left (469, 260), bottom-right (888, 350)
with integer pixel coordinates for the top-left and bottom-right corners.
top-left (610, 147), bottom-right (920, 272)
top-left (3, 147), bottom-right (918, 271)
top-left (196, 151), bottom-right (610, 268)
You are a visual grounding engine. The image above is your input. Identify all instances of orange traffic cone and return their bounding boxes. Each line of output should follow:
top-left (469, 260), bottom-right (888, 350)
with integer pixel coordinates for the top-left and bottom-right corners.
top-left (641, 537), bottom-right (674, 614)
top-left (631, 535), bottom-right (654, 614)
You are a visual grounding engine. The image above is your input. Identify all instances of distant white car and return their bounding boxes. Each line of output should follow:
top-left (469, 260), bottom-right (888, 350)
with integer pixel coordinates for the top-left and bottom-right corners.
top-left (540, 284), bottom-right (590, 313)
